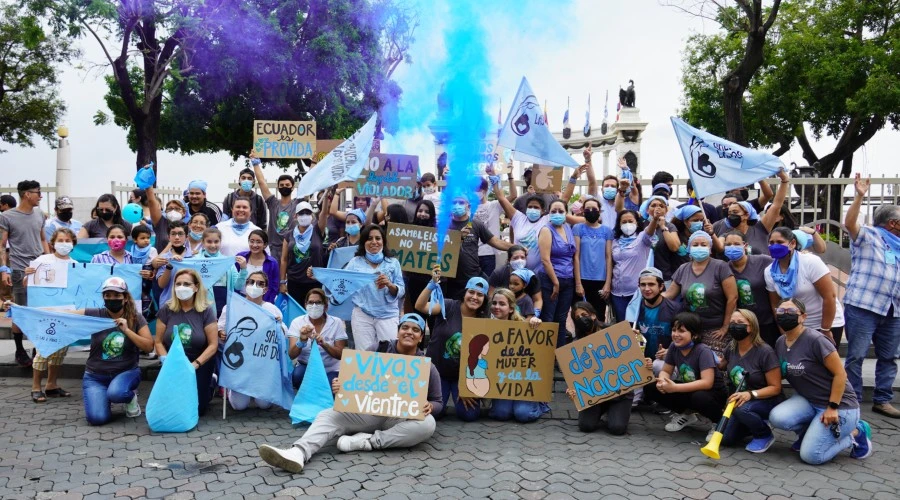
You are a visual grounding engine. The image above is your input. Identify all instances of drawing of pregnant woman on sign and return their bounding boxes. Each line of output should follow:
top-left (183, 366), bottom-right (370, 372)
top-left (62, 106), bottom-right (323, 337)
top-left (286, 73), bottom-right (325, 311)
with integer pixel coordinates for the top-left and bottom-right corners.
top-left (466, 334), bottom-right (491, 397)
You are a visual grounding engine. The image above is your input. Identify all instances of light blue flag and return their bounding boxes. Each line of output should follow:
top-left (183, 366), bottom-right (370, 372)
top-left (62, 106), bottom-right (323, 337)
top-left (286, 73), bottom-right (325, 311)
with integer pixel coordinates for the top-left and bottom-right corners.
top-left (625, 252), bottom-right (655, 324)
top-left (9, 305), bottom-right (116, 357)
top-left (27, 263), bottom-right (142, 310)
top-left (219, 293), bottom-right (295, 410)
top-left (295, 113), bottom-right (378, 198)
top-left (146, 330), bottom-right (198, 432)
top-left (289, 341), bottom-right (333, 424)
top-left (498, 77), bottom-right (578, 168)
top-left (310, 267), bottom-right (376, 306)
top-left (171, 255), bottom-right (236, 289)
top-left (671, 117), bottom-right (784, 199)
top-left (274, 293), bottom-right (307, 326)
top-left (327, 246), bottom-right (357, 270)
top-left (71, 238), bottom-right (109, 263)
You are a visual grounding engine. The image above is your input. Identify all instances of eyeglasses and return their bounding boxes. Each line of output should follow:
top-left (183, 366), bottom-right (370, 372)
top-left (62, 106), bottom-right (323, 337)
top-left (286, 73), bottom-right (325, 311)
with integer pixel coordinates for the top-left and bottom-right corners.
top-left (26, 190), bottom-right (41, 195)
top-left (776, 308), bottom-right (801, 315)
top-left (306, 301), bottom-right (324, 306)
top-left (246, 279), bottom-right (266, 287)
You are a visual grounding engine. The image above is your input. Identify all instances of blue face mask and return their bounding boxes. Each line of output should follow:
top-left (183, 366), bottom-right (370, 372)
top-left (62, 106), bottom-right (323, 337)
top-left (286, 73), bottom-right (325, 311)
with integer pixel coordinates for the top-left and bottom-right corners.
top-left (688, 221), bottom-right (704, 234)
top-left (240, 180), bottom-right (253, 192)
top-left (451, 204), bottom-right (468, 217)
top-left (365, 251), bottom-right (384, 264)
top-left (724, 245), bottom-right (745, 261)
top-left (602, 187), bottom-right (617, 200)
top-left (345, 224), bottom-right (360, 236)
top-left (526, 208), bottom-right (541, 222)
top-left (689, 246), bottom-right (711, 262)
top-left (769, 243), bottom-right (791, 259)
top-left (189, 231), bottom-right (203, 241)
top-left (549, 213), bottom-right (566, 226)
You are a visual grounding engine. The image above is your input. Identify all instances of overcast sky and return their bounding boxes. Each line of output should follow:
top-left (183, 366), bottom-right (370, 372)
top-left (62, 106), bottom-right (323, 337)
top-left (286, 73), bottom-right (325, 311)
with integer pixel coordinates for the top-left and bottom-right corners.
top-left (2, 0), bottom-right (897, 203)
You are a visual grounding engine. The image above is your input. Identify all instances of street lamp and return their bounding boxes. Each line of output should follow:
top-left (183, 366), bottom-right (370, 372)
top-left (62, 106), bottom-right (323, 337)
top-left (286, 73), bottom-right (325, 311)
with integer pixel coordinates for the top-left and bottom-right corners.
top-left (56, 124), bottom-right (71, 197)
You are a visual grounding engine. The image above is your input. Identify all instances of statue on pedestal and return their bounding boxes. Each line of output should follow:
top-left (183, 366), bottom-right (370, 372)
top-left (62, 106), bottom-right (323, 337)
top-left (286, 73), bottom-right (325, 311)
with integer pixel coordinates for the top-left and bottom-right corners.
top-left (619, 80), bottom-right (636, 108)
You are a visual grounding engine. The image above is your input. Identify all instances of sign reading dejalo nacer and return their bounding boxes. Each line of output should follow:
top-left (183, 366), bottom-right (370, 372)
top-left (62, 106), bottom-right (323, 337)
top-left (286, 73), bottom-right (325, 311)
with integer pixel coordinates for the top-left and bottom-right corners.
top-left (458, 318), bottom-right (557, 402)
top-left (354, 154), bottom-right (418, 199)
top-left (334, 349), bottom-right (432, 420)
top-left (386, 222), bottom-right (461, 278)
top-left (555, 322), bottom-right (655, 411)
top-left (253, 120), bottom-right (316, 159)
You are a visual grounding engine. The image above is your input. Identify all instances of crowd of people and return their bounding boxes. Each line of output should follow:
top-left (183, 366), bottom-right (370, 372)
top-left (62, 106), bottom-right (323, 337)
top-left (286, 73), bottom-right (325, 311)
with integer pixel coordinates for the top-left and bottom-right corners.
top-left (1, 148), bottom-right (898, 471)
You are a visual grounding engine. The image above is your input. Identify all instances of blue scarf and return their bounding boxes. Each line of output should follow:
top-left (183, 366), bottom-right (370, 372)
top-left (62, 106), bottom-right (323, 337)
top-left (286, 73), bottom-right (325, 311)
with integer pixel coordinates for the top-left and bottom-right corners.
top-left (231, 221), bottom-right (250, 236)
top-left (769, 250), bottom-right (799, 299)
top-left (131, 244), bottom-right (153, 264)
top-left (875, 227), bottom-right (900, 257)
top-left (293, 225), bottom-right (313, 254)
top-left (427, 281), bottom-right (446, 320)
top-left (617, 235), bottom-right (637, 249)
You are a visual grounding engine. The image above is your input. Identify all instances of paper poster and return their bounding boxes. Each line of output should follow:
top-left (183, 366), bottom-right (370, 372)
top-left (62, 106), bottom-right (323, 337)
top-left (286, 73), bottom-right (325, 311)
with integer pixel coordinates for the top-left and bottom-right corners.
top-left (353, 154), bottom-right (418, 199)
top-left (28, 260), bottom-right (68, 288)
top-left (253, 120), bottom-right (316, 159)
top-left (479, 141), bottom-right (509, 176)
top-left (386, 222), bottom-right (461, 278)
top-left (334, 349), bottom-right (432, 420)
top-left (555, 322), bottom-right (655, 411)
top-left (531, 165), bottom-right (564, 193)
top-left (457, 318), bottom-right (557, 402)
top-left (27, 263), bottom-right (142, 310)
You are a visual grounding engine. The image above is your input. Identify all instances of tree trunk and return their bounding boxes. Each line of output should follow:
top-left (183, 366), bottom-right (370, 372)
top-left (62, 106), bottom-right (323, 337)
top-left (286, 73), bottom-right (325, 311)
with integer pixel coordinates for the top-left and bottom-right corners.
top-left (135, 115), bottom-right (159, 185)
top-left (723, 76), bottom-right (747, 146)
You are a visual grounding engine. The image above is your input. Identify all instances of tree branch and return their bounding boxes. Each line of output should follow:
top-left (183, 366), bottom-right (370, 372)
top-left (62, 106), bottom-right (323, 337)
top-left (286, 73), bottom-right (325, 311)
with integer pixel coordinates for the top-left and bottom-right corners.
top-left (763, 0), bottom-right (782, 31)
top-left (772, 137), bottom-right (792, 156)
top-left (795, 128), bottom-right (820, 165)
top-left (77, 17), bottom-right (116, 69)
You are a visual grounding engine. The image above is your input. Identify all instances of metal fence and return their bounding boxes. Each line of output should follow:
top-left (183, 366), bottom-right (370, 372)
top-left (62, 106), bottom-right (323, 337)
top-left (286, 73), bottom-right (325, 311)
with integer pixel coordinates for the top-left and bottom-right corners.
top-left (0, 185), bottom-right (59, 213)
top-left (110, 182), bottom-right (184, 207)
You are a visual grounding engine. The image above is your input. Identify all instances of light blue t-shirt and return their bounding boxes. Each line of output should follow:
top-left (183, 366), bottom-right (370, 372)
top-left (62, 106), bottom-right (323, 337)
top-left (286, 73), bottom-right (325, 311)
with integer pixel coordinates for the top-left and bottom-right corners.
top-left (573, 223), bottom-right (613, 281)
top-left (44, 217), bottom-right (82, 242)
top-left (344, 256), bottom-right (405, 319)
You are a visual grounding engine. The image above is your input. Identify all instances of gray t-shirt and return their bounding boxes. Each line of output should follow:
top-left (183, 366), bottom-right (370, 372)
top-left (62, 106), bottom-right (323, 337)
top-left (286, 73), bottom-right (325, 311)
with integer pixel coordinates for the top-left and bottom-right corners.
top-left (672, 259), bottom-right (734, 330)
top-left (84, 308), bottom-right (148, 376)
top-left (715, 222), bottom-right (770, 256)
top-left (0, 207), bottom-right (44, 271)
top-left (776, 328), bottom-right (858, 409)
top-left (159, 304), bottom-right (218, 360)
top-left (664, 343), bottom-right (725, 390)
top-left (725, 343), bottom-right (779, 392)
top-left (731, 254), bottom-right (776, 326)
top-left (265, 195), bottom-right (299, 258)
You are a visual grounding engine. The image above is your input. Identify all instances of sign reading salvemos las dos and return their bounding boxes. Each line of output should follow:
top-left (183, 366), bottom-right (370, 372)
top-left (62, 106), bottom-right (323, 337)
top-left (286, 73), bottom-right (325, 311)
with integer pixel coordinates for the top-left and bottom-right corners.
top-left (253, 120), bottom-right (316, 159)
top-left (387, 223), bottom-right (461, 278)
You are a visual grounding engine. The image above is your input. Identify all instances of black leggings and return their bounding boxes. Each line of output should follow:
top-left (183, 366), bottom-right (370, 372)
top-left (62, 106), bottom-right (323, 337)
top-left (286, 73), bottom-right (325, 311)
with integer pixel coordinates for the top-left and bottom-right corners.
top-left (643, 384), bottom-right (728, 422)
top-left (578, 393), bottom-right (633, 435)
top-left (578, 279), bottom-right (609, 321)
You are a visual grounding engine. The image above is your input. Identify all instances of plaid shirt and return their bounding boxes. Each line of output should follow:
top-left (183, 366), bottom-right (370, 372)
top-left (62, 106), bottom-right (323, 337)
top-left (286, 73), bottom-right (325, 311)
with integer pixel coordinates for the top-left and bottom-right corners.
top-left (844, 226), bottom-right (900, 317)
top-left (90, 251), bottom-right (134, 265)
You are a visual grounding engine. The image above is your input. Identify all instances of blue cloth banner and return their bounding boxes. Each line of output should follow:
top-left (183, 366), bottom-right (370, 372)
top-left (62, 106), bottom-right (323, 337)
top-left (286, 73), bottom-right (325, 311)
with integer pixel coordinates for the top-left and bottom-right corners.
top-left (327, 246), bottom-right (357, 270)
top-left (146, 331), bottom-right (198, 432)
top-left (289, 340), bottom-right (334, 424)
top-left (295, 114), bottom-right (378, 198)
top-left (310, 267), bottom-right (376, 305)
top-left (498, 77), bottom-right (578, 168)
top-left (134, 165), bottom-right (157, 190)
top-left (9, 305), bottom-right (116, 357)
top-left (274, 293), bottom-right (307, 326)
top-left (219, 293), bottom-right (294, 410)
top-left (625, 252), bottom-right (655, 324)
top-left (71, 238), bottom-right (150, 263)
top-left (671, 117), bottom-right (784, 199)
top-left (171, 255), bottom-right (236, 289)
top-left (27, 263), bottom-right (142, 310)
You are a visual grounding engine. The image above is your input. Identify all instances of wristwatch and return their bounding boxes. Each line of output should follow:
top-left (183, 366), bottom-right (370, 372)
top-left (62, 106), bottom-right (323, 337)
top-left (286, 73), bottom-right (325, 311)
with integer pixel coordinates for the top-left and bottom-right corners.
top-left (828, 401), bottom-right (840, 410)
top-left (165, 263), bottom-right (174, 270)
top-left (750, 390), bottom-right (759, 400)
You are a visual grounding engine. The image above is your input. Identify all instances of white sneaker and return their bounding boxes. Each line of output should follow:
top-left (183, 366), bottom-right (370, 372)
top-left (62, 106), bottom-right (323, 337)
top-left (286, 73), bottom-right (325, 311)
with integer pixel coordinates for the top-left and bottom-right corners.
top-left (258, 445), bottom-right (305, 473)
top-left (665, 412), bottom-right (699, 432)
top-left (692, 415), bottom-right (714, 430)
top-left (337, 433), bottom-right (374, 452)
top-left (125, 393), bottom-right (141, 418)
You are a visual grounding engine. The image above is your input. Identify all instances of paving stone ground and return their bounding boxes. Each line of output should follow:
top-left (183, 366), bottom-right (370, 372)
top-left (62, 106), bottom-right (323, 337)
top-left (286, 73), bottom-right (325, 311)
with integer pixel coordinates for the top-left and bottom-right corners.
top-left (1, 377), bottom-right (898, 500)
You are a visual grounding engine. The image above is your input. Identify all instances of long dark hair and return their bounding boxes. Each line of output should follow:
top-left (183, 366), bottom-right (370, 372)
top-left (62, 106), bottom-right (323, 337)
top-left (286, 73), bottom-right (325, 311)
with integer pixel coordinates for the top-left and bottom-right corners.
top-left (93, 194), bottom-right (125, 225)
top-left (106, 288), bottom-right (140, 331)
top-left (614, 209), bottom-right (644, 239)
top-left (355, 224), bottom-right (394, 259)
top-left (385, 204), bottom-right (409, 225)
top-left (413, 200), bottom-right (436, 227)
top-left (467, 334), bottom-right (490, 375)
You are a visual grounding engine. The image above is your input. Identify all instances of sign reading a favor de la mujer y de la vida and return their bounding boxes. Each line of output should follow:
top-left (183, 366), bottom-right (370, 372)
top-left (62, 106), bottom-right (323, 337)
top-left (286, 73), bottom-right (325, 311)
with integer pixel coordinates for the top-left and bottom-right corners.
top-left (555, 322), bottom-right (655, 411)
top-left (253, 120), bottom-right (316, 159)
top-left (334, 349), bottom-right (431, 420)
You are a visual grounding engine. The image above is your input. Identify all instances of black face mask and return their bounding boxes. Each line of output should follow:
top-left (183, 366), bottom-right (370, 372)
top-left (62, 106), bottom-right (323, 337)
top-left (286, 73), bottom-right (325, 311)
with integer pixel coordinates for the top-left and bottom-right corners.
top-left (728, 323), bottom-right (750, 341)
top-left (583, 209), bottom-right (600, 223)
top-left (776, 313), bottom-right (801, 331)
top-left (104, 299), bottom-right (124, 313)
top-left (278, 187), bottom-right (293, 197)
top-left (727, 214), bottom-right (743, 227)
top-left (57, 210), bottom-right (73, 222)
top-left (172, 245), bottom-right (186, 255)
top-left (98, 210), bottom-right (114, 221)
top-left (574, 316), bottom-right (595, 339)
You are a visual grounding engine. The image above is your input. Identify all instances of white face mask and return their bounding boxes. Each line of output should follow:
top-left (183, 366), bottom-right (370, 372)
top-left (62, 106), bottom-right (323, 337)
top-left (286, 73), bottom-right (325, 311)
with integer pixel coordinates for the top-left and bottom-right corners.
top-left (166, 210), bottom-right (182, 222)
top-left (509, 259), bottom-right (526, 271)
top-left (620, 223), bottom-right (638, 236)
top-left (175, 285), bottom-right (195, 301)
top-left (297, 214), bottom-right (313, 226)
top-left (54, 242), bottom-right (74, 256)
top-left (245, 284), bottom-right (264, 299)
top-left (306, 304), bottom-right (324, 319)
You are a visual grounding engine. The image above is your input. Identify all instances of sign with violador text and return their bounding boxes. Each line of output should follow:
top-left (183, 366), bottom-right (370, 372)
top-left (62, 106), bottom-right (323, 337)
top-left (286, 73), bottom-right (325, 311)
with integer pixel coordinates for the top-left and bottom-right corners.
top-left (458, 318), bottom-right (557, 402)
top-left (335, 349), bottom-right (432, 420)
top-left (387, 223), bottom-right (461, 278)
top-left (353, 154), bottom-right (419, 199)
top-left (555, 322), bottom-right (655, 411)
top-left (253, 120), bottom-right (316, 159)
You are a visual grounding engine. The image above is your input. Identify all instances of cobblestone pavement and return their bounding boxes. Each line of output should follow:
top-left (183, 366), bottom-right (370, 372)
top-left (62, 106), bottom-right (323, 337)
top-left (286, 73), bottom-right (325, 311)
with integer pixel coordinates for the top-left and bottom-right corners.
top-left (1, 378), bottom-right (898, 500)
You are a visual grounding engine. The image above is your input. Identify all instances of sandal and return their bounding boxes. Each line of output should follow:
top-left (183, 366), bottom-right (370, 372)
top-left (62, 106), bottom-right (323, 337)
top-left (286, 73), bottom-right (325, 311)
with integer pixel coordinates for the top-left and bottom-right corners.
top-left (31, 391), bottom-right (47, 403)
top-left (45, 387), bottom-right (71, 398)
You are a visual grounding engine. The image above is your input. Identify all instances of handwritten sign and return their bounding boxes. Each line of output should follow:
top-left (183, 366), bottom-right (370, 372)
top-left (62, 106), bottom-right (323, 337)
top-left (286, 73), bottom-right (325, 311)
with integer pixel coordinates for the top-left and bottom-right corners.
top-left (531, 165), bottom-right (563, 193)
top-left (27, 263), bottom-right (142, 310)
top-left (458, 318), bottom-right (557, 402)
top-left (253, 120), bottom-right (316, 159)
top-left (555, 322), bottom-right (655, 411)
top-left (28, 259), bottom-right (68, 288)
top-left (387, 222), bottom-right (461, 278)
top-left (335, 349), bottom-right (431, 420)
top-left (479, 141), bottom-right (509, 176)
top-left (354, 154), bottom-right (418, 199)
top-left (312, 139), bottom-right (343, 163)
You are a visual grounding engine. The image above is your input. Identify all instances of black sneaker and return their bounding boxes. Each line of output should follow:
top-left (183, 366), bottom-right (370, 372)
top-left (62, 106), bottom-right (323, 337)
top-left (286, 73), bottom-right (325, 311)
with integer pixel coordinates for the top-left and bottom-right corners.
top-left (15, 350), bottom-right (32, 368)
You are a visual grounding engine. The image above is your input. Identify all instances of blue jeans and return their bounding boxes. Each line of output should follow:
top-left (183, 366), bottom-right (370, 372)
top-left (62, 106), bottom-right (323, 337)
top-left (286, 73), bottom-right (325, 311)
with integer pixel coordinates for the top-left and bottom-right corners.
top-left (610, 294), bottom-right (633, 324)
top-left (82, 368), bottom-right (142, 426)
top-left (439, 376), bottom-right (480, 422)
top-left (488, 399), bottom-right (548, 423)
top-left (844, 304), bottom-right (900, 404)
top-left (292, 363), bottom-right (339, 389)
top-left (721, 396), bottom-right (784, 446)
top-left (539, 273), bottom-right (574, 347)
top-left (769, 394), bottom-right (859, 465)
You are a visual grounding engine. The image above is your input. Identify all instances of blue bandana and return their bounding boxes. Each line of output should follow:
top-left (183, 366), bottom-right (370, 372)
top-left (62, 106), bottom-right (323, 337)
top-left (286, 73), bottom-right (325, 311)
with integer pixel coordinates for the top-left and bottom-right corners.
top-left (769, 250), bottom-right (799, 299)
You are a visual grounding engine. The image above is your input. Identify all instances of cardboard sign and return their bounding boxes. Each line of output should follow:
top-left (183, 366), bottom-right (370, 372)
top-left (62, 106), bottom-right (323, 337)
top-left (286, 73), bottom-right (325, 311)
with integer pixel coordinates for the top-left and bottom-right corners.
top-left (335, 349), bottom-right (432, 420)
top-left (555, 322), bottom-right (655, 411)
top-left (312, 139), bottom-right (343, 163)
top-left (479, 141), bottom-right (509, 176)
top-left (253, 120), bottom-right (316, 159)
top-left (28, 260), bottom-right (68, 288)
top-left (458, 318), bottom-right (557, 402)
top-left (531, 165), bottom-right (563, 193)
top-left (354, 154), bottom-right (418, 199)
top-left (387, 222), bottom-right (461, 278)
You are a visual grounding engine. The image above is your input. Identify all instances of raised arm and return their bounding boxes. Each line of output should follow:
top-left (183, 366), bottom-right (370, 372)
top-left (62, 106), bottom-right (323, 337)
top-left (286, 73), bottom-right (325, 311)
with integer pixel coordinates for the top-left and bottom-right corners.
top-left (147, 186), bottom-right (162, 225)
top-left (251, 154), bottom-right (273, 201)
top-left (844, 174), bottom-right (869, 241)
top-left (493, 181), bottom-right (517, 219)
top-left (759, 170), bottom-right (790, 232)
top-left (329, 190), bottom-right (348, 221)
top-left (317, 188), bottom-right (332, 234)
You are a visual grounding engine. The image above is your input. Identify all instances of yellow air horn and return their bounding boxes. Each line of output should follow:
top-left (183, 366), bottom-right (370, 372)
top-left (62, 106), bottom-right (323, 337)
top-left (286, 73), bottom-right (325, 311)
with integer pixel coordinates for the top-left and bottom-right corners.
top-left (701, 378), bottom-right (746, 460)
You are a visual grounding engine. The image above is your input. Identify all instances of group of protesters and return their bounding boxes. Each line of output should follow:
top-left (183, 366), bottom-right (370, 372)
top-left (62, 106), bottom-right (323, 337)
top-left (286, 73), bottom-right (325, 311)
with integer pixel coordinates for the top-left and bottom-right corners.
top-left (1, 146), bottom-right (898, 471)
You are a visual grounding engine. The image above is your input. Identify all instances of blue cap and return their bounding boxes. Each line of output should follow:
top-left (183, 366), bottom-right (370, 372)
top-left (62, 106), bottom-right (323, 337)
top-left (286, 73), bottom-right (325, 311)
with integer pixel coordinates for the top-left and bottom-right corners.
top-left (400, 313), bottom-right (425, 331)
top-left (736, 201), bottom-right (759, 221)
top-left (188, 180), bottom-right (208, 193)
top-left (688, 230), bottom-right (712, 247)
top-left (511, 269), bottom-right (535, 286)
top-left (465, 277), bottom-right (489, 294)
top-left (639, 195), bottom-right (669, 220)
top-left (347, 208), bottom-right (367, 224)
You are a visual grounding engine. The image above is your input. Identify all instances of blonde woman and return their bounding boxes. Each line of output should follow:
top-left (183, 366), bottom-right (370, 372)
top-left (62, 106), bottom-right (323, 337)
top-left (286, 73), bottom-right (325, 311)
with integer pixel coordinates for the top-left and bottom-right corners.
top-left (155, 269), bottom-right (218, 416)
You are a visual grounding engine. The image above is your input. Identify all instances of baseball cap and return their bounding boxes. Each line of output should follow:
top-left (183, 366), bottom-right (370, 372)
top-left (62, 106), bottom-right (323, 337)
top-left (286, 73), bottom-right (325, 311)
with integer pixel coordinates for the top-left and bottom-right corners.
top-left (101, 276), bottom-right (129, 293)
top-left (399, 313), bottom-right (426, 331)
top-left (638, 267), bottom-right (664, 281)
top-left (465, 277), bottom-right (489, 294)
top-left (55, 196), bottom-right (74, 209)
top-left (295, 201), bottom-right (314, 214)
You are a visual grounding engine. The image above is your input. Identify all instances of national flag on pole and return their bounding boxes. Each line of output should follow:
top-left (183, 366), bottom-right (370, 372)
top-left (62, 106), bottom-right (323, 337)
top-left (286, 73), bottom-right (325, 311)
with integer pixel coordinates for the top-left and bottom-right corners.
top-left (295, 113), bottom-right (378, 198)
top-left (583, 94), bottom-right (591, 137)
top-left (562, 109), bottom-right (570, 129)
top-left (9, 305), bottom-right (116, 357)
top-left (670, 117), bottom-right (784, 199)
top-left (498, 77), bottom-right (578, 168)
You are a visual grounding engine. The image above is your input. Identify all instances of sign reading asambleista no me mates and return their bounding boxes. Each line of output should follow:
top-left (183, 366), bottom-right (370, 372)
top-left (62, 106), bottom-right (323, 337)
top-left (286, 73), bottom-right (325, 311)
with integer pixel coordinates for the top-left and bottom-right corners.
top-left (253, 120), bottom-right (316, 159)
top-left (386, 223), bottom-right (461, 279)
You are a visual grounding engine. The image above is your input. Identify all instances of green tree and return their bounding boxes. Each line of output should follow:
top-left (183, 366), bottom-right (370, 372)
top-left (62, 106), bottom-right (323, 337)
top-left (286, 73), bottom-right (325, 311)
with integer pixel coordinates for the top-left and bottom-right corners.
top-left (0, 2), bottom-right (75, 152)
